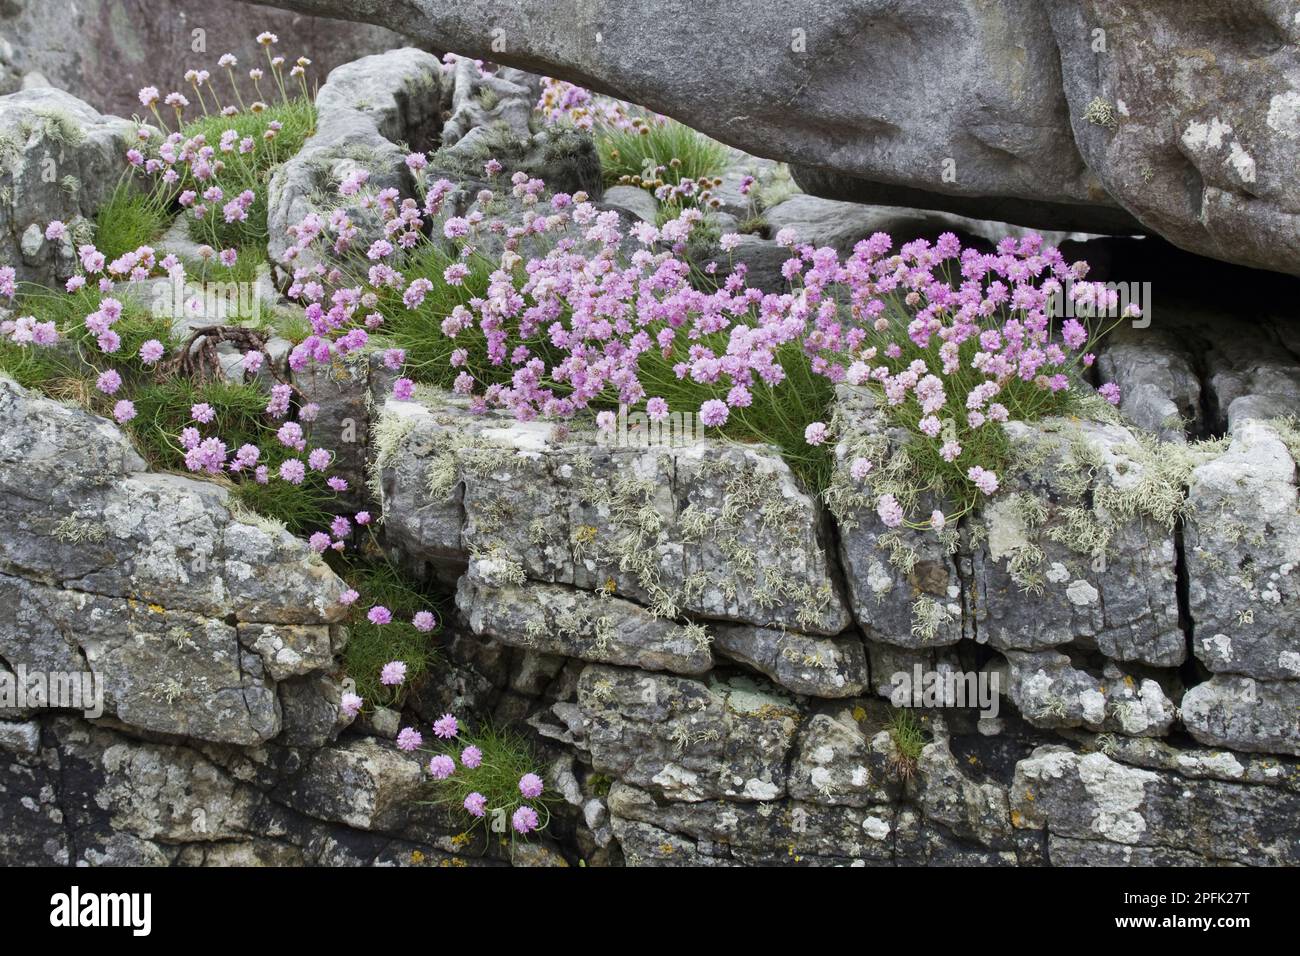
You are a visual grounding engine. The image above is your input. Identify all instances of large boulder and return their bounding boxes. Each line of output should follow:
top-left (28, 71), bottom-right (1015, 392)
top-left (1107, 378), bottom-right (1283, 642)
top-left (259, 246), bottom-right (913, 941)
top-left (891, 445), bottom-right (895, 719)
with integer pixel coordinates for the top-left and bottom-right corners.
top-left (254, 0), bottom-right (1300, 276)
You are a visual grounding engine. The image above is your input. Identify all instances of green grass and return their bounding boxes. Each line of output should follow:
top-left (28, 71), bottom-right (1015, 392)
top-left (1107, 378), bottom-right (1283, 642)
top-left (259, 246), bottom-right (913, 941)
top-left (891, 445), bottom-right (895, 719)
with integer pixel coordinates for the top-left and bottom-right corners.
top-left (94, 182), bottom-right (173, 262)
top-left (340, 560), bottom-right (442, 705)
top-left (888, 708), bottom-right (929, 780)
top-left (635, 336), bottom-right (835, 490)
top-left (596, 118), bottom-right (729, 188)
top-left (421, 722), bottom-right (556, 837)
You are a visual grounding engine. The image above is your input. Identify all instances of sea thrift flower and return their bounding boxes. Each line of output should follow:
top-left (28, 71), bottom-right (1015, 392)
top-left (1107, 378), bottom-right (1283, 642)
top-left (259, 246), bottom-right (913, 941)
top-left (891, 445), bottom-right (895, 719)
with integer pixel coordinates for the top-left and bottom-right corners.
top-left (412, 611), bottom-right (436, 632)
top-left (379, 660), bottom-right (406, 685)
top-left (139, 339), bottom-right (165, 364)
top-left (368, 606), bottom-right (393, 625)
top-left (428, 755), bottom-right (455, 780)
top-left (518, 773), bottom-right (544, 799)
top-left (463, 792), bottom-right (487, 817)
top-left (96, 370), bottom-right (122, 395)
top-left (338, 588), bottom-right (360, 606)
top-left (1098, 382), bottom-right (1121, 405)
top-left (968, 466), bottom-right (999, 495)
top-left (699, 399), bottom-right (729, 427)
top-left (340, 693), bottom-right (363, 718)
top-left (393, 377), bottom-right (415, 400)
top-left (191, 402), bottom-right (215, 424)
top-left (877, 494), bottom-right (904, 528)
top-left (113, 400), bottom-right (137, 424)
top-left (461, 745), bottom-right (483, 768)
top-left (850, 457), bottom-right (873, 480)
top-left (804, 421), bottom-right (828, 446)
top-left (512, 806), bottom-right (539, 835)
top-left (433, 714), bottom-right (458, 739)
top-left (397, 728), bottom-right (423, 751)
top-left (279, 458), bottom-right (305, 484)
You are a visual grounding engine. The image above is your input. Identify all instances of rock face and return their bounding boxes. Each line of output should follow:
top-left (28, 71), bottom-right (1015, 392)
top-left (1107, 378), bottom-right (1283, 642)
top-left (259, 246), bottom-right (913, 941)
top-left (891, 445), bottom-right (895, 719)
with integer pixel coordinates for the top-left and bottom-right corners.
top-left (258, 0), bottom-right (1300, 277)
top-left (0, 375), bottom-right (347, 744)
top-left (0, 0), bottom-right (412, 119)
top-left (0, 87), bottom-right (138, 285)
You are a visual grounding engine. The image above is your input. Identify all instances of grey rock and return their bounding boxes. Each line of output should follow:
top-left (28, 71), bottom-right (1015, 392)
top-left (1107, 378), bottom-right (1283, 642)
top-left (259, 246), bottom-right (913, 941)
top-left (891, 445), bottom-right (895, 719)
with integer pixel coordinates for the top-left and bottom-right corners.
top-left (1184, 419), bottom-right (1300, 681)
top-left (0, 87), bottom-right (137, 285)
top-left (1003, 649), bottom-right (1177, 737)
top-left (1097, 326), bottom-right (1202, 442)
top-left (600, 185), bottom-right (659, 224)
top-left (378, 392), bottom-right (849, 635)
top-left (969, 417), bottom-right (1184, 667)
top-left (457, 558), bottom-right (714, 676)
top-left (608, 781), bottom-right (896, 866)
top-left (267, 48), bottom-right (443, 271)
top-left (279, 735), bottom-right (426, 831)
top-left (787, 703), bottom-right (902, 806)
top-left (0, 375), bottom-right (347, 744)
top-left (1182, 676), bottom-right (1299, 757)
top-left (577, 664), bottom-right (801, 802)
top-left (713, 624), bottom-right (867, 698)
top-left (1011, 747), bottom-right (1299, 865)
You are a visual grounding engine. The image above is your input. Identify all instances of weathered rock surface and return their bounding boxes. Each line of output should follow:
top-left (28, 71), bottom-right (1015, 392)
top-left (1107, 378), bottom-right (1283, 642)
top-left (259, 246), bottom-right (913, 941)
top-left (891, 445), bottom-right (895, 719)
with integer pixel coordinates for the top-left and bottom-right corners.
top-left (379, 392), bottom-right (849, 636)
top-left (0, 87), bottom-right (137, 284)
top-left (0, 375), bottom-right (346, 744)
top-left (1011, 747), bottom-right (1300, 865)
top-left (1184, 419), bottom-right (1300, 683)
top-left (0, 0), bottom-right (411, 119)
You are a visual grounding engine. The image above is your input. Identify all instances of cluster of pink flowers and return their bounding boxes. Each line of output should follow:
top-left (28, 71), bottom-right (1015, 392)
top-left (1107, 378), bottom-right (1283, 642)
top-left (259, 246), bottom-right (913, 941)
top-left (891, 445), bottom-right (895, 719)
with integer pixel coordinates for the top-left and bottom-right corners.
top-left (534, 76), bottom-right (655, 131)
top-left (401, 710), bottom-right (547, 835)
top-left (277, 156), bottom-right (1124, 525)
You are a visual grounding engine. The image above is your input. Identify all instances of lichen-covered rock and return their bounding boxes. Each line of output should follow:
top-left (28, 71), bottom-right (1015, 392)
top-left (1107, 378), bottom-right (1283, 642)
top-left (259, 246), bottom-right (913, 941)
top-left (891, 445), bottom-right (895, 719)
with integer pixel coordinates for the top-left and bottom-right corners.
top-left (968, 417), bottom-right (1184, 667)
top-left (0, 375), bottom-right (347, 744)
top-left (915, 738), bottom-right (1014, 848)
top-left (1181, 676), bottom-right (1299, 757)
top-left (1184, 419), bottom-right (1300, 681)
top-left (608, 781), bottom-right (896, 866)
top-left (576, 664), bottom-right (802, 803)
top-left (1011, 746), bottom-right (1300, 865)
top-left (713, 625), bottom-right (867, 698)
top-left (457, 558), bottom-right (713, 676)
top-left (828, 386), bottom-right (964, 649)
top-left (1003, 650), bottom-right (1177, 737)
top-left (786, 703), bottom-right (902, 806)
top-left (0, 87), bottom-right (138, 284)
top-left (278, 735), bottom-right (426, 831)
top-left (378, 392), bottom-right (849, 635)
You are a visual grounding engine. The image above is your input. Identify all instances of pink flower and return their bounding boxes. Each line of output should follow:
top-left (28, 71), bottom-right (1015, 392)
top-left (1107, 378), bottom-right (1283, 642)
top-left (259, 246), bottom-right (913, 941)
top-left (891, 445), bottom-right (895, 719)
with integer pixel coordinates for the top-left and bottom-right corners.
top-left (412, 611), bottom-right (436, 632)
top-left (804, 421), bottom-right (827, 446)
top-left (461, 745), bottom-right (483, 768)
top-left (1098, 382), bottom-right (1121, 405)
top-left (393, 377), bottom-right (415, 400)
top-left (308, 532), bottom-right (331, 553)
top-left (849, 457), bottom-right (873, 481)
top-left (428, 755), bottom-right (455, 780)
top-left (877, 494), bottom-right (904, 528)
top-left (396, 727), bottom-right (423, 751)
top-left (699, 399), bottom-right (729, 427)
top-left (368, 606), bottom-right (393, 626)
top-left (379, 660), bottom-right (406, 685)
top-left (338, 588), bottom-right (360, 606)
top-left (930, 510), bottom-right (946, 531)
top-left (433, 713), bottom-right (458, 739)
top-left (511, 806), bottom-right (539, 834)
top-left (646, 397), bottom-right (669, 422)
top-left (139, 339), bottom-right (165, 364)
top-left (113, 400), bottom-right (137, 424)
top-left (340, 693), bottom-right (363, 718)
top-left (968, 466), bottom-right (999, 495)
top-left (96, 369), bottom-right (122, 395)
top-left (279, 458), bottom-right (305, 484)
top-left (518, 773), bottom-right (544, 799)
top-left (191, 402), bottom-right (215, 424)
top-left (464, 792), bottom-right (487, 817)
